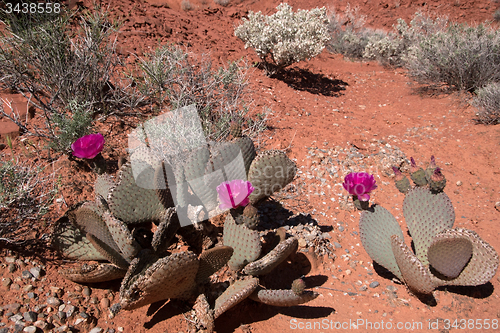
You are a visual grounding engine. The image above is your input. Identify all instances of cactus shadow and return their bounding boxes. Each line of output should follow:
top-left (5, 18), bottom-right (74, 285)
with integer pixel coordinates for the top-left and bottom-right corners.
top-left (143, 299), bottom-right (189, 330)
top-left (437, 282), bottom-right (495, 299)
top-left (270, 66), bottom-right (348, 97)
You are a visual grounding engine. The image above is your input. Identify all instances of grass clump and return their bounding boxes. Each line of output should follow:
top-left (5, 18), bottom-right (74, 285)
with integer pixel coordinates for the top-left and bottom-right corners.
top-left (472, 82), bottom-right (500, 124)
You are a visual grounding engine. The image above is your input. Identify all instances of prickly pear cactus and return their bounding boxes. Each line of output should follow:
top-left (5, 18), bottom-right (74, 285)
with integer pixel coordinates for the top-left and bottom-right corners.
top-left (247, 150), bottom-right (297, 204)
top-left (359, 157), bottom-right (499, 296)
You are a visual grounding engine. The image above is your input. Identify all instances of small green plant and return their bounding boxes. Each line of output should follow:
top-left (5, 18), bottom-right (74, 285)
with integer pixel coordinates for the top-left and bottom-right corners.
top-left (472, 82), bottom-right (500, 124)
top-left (234, 3), bottom-right (330, 75)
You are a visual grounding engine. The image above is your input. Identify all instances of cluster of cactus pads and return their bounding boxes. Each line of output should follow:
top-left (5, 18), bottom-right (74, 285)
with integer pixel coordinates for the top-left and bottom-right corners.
top-left (53, 122), bottom-right (318, 330)
top-left (360, 157), bottom-right (499, 296)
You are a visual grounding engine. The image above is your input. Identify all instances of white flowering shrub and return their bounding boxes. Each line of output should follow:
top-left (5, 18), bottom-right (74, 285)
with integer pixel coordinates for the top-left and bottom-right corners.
top-left (234, 3), bottom-right (330, 75)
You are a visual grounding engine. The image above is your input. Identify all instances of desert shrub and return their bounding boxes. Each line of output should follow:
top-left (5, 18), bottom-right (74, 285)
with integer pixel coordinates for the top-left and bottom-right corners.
top-left (0, 6), bottom-right (134, 153)
top-left (494, 9), bottom-right (500, 22)
top-left (181, 0), bottom-right (192, 11)
top-left (404, 22), bottom-right (500, 92)
top-left (327, 4), bottom-right (388, 60)
top-left (472, 82), bottom-right (500, 124)
top-left (214, 0), bottom-right (230, 6)
top-left (135, 44), bottom-right (267, 141)
top-left (234, 3), bottom-right (330, 75)
top-left (0, 158), bottom-right (58, 243)
top-left (363, 12), bottom-right (448, 67)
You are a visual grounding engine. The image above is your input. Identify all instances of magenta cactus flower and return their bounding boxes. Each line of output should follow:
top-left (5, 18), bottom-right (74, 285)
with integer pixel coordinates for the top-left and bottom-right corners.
top-left (71, 133), bottom-right (105, 159)
top-left (217, 179), bottom-right (255, 210)
top-left (342, 172), bottom-right (377, 201)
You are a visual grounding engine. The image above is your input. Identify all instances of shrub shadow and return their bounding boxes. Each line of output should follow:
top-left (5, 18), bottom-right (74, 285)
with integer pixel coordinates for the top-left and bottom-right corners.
top-left (271, 67), bottom-right (348, 97)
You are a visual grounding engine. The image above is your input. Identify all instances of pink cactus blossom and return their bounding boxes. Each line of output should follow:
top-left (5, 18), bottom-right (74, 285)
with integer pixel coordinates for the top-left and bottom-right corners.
top-left (217, 179), bottom-right (254, 210)
top-left (71, 133), bottom-right (105, 159)
top-left (342, 172), bottom-right (377, 201)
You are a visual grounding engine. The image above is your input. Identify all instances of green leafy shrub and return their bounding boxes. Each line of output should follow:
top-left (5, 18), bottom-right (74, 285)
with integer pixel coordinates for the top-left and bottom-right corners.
top-left (472, 82), bottom-right (500, 124)
top-left (234, 3), bottom-right (330, 75)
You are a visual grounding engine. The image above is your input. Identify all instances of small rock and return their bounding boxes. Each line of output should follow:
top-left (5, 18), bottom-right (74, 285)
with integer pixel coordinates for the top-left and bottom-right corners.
top-left (23, 326), bottom-right (37, 333)
top-left (8, 263), bottom-right (17, 273)
top-left (9, 313), bottom-right (24, 323)
top-left (2, 278), bottom-right (12, 288)
top-left (29, 267), bottom-right (42, 280)
top-left (333, 242), bottom-right (342, 248)
top-left (90, 296), bottom-right (99, 304)
top-left (23, 311), bottom-right (38, 323)
top-left (386, 285), bottom-right (397, 292)
top-left (34, 320), bottom-right (48, 331)
top-left (4, 303), bottom-right (21, 313)
top-left (100, 298), bottom-right (110, 309)
top-left (23, 285), bottom-right (33, 292)
top-left (89, 327), bottom-right (103, 333)
top-left (64, 305), bottom-right (76, 318)
top-left (369, 281), bottom-right (380, 288)
top-left (27, 293), bottom-right (36, 300)
top-left (46, 297), bottom-right (61, 307)
top-left (74, 286), bottom-right (82, 292)
top-left (338, 226), bottom-right (344, 232)
top-left (360, 286), bottom-right (368, 291)
top-left (495, 202), bottom-right (500, 213)
top-left (4, 257), bottom-right (17, 264)
top-left (297, 238), bottom-right (307, 248)
top-left (456, 181), bottom-right (462, 186)
top-left (10, 283), bottom-right (21, 291)
top-left (82, 287), bottom-right (91, 297)
top-left (21, 271), bottom-right (33, 280)
top-left (117, 327), bottom-right (124, 333)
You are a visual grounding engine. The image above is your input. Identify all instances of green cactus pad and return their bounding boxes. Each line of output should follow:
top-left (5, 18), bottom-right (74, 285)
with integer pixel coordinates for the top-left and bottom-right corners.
top-left (102, 211), bottom-right (141, 263)
top-left (193, 294), bottom-right (214, 332)
top-left (184, 146), bottom-right (218, 210)
top-left (427, 231), bottom-right (473, 279)
top-left (214, 277), bottom-right (259, 319)
top-left (87, 233), bottom-right (130, 270)
top-left (108, 162), bottom-right (166, 224)
top-left (70, 201), bottom-right (123, 257)
top-left (120, 251), bottom-right (199, 310)
top-left (359, 205), bottom-right (404, 280)
top-left (232, 136), bottom-right (256, 175)
top-left (247, 150), bottom-right (297, 204)
top-left (95, 174), bottom-right (115, 201)
top-left (403, 187), bottom-right (455, 265)
top-left (249, 288), bottom-right (319, 307)
top-left (52, 214), bottom-right (107, 261)
top-left (154, 161), bottom-right (175, 210)
top-left (435, 228), bottom-right (499, 287)
top-left (172, 164), bottom-right (190, 207)
top-left (151, 207), bottom-right (181, 254)
top-left (410, 168), bottom-right (428, 186)
top-left (196, 246), bottom-right (234, 284)
top-left (130, 146), bottom-right (162, 170)
top-left (223, 214), bottom-right (261, 271)
top-left (243, 237), bottom-right (298, 276)
top-left (391, 235), bottom-right (436, 294)
top-left (59, 263), bottom-right (126, 283)
top-left (395, 176), bottom-right (411, 194)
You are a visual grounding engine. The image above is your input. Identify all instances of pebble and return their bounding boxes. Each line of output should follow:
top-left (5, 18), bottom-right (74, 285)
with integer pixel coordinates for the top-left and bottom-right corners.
top-left (298, 238), bottom-right (307, 248)
top-left (23, 311), bottom-right (38, 323)
top-left (9, 313), bottom-right (24, 323)
top-left (46, 297), bottom-right (62, 307)
top-left (83, 286), bottom-right (92, 297)
top-left (333, 242), bottom-right (342, 248)
top-left (23, 285), bottom-right (33, 292)
top-left (29, 267), bottom-right (42, 280)
top-left (8, 263), bottom-right (17, 273)
top-left (27, 292), bottom-right (36, 299)
top-left (34, 320), bottom-right (48, 331)
top-left (22, 271), bottom-right (33, 279)
top-left (2, 278), bottom-right (12, 288)
top-left (10, 283), bottom-right (21, 291)
top-left (456, 180), bottom-right (462, 186)
top-left (89, 327), bottom-right (103, 333)
top-left (369, 281), bottom-right (380, 288)
top-left (65, 305), bottom-right (76, 318)
top-left (100, 298), bottom-right (110, 309)
top-left (23, 326), bottom-right (37, 333)
top-left (4, 257), bottom-right (17, 263)
top-left (386, 285), bottom-right (397, 292)
top-left (360, 286), bottom-right (368, 291)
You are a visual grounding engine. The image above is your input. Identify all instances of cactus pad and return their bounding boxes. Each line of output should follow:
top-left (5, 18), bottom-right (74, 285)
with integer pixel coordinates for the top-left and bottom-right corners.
top-left (249, 288), bottom-right (319, 307)
top-left (108, 162), bottom-right (166, 224)
top-left (403, 187), bottom-right (455, 265)
top-left (193, 294), bottom-right (214, 332)
top-left (247, 150), bottom-right (297, 204)
top-left (120, 251), bottom-right (199, 310)
top-left (86, 233), bottom-right (130, 270)
top-left (52, 215), bottom-right (107, 261)
top-left (435, 228), bottom-right (499, 287)
top-left (427, 231), bottom-right (473, 279)
top-left (59, 263), bottom-right (126, 283)
top-left (214, 278), bottom-right (259, 319)
top-left (243, 237), bottom-right (298, 276)
top-left (223, 214), bottom-right (261, 271)
top-left (391, 235), bottom-right (436, 294)
top-left (95, 174), bottom-right (115, 201)
top-left (102, 211), bottom-right (141, 263)
top-left (359, 205), bottom-right (404, 280)
top-left (151, 207), bottom-right (181, 254)
top-left (196, 246), bottom-right (234, 284)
